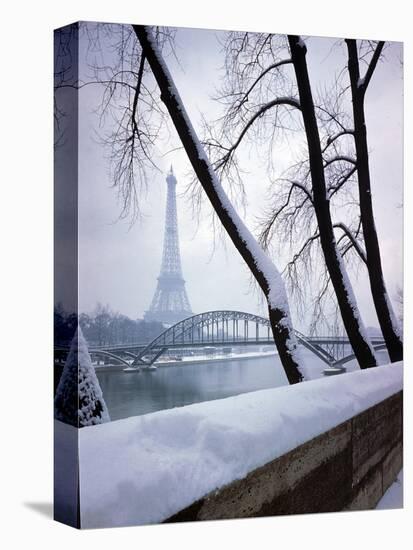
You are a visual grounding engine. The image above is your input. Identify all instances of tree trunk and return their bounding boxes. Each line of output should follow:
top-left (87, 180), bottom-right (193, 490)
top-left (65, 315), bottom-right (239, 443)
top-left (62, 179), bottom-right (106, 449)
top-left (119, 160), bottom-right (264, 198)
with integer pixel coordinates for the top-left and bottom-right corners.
top-left (133, 25), bottom-right (303, 384)
top-left (346, 39), bottom-right (403, 363)
top-left (288, 35), bottom-right (377, 369)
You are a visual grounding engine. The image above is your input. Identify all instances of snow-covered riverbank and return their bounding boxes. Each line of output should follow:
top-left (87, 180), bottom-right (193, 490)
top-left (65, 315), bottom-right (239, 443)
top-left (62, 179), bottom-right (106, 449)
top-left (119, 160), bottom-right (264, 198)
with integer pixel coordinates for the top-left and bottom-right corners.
top-left (78, 361), bottom-right (402, 528)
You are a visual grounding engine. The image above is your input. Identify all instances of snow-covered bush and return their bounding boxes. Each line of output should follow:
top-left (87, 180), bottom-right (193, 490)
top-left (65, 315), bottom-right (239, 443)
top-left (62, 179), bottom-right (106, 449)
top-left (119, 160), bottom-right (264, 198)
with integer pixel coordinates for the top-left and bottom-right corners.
top-left (54, 326), bottom-right (110, 427)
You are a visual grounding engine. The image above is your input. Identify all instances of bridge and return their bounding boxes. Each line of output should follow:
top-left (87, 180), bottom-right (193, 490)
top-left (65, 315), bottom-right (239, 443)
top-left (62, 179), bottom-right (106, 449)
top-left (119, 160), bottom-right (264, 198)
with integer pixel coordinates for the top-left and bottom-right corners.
top-left (58, 310), bottom-right (385, 371)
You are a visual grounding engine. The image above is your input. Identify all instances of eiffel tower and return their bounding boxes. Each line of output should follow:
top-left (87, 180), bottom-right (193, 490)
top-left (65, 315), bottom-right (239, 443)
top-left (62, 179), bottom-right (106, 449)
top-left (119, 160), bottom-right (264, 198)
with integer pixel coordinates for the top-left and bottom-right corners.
top-left (144, 166), bottom-right (193, 325)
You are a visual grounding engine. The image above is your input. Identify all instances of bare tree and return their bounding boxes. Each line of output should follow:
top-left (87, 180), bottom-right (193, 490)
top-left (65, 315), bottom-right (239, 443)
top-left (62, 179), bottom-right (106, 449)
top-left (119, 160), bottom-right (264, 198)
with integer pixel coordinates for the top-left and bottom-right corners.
top-left (282, 39), bottom-right (403, 361)
top-left (132, 25), bottom-right (304, 383)
top-left (55, 23), bottom-right (306, 383)
top-left (255, 67), bottom-right (368, 336)
top-left (54, 24), bottom-right (79, 150)
top-left (346, 39), bottom-right (403, 362)
top-left (287, 36), bottom-right (376, 369)
top-left (55, 23), bottom-right (177, 221)
top-left (205, 32), bottom-right (377, 369)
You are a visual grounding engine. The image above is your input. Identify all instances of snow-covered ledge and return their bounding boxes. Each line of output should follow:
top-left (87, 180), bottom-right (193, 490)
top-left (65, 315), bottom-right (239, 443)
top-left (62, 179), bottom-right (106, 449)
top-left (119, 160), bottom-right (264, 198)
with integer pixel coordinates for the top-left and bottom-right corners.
top-left (79, 362), bottom-right (403, 528)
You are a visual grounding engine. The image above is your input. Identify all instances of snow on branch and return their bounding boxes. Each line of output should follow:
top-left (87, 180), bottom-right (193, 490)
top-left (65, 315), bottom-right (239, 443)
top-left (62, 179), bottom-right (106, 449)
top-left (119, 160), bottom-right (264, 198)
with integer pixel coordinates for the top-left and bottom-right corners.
top-left (133, 25), bottom-right (303, 376)
top-left (143, 31), bottom-right (283, 300)
top-left (333, 222), bottom-right (367, 264)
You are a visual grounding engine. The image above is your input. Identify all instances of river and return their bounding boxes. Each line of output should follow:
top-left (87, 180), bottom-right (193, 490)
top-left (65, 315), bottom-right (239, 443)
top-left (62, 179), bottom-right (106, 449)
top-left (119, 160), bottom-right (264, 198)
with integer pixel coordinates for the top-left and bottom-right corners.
top-left (96, 348), bottom-right (390, 421)
top-left (97, 353), bottom-right (290, 421)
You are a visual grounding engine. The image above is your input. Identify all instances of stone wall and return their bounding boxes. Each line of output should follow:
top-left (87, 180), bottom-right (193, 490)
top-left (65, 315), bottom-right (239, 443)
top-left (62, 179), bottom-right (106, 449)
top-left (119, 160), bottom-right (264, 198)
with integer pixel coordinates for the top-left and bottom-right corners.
top-left (165, 391), bottom-right (403, 522)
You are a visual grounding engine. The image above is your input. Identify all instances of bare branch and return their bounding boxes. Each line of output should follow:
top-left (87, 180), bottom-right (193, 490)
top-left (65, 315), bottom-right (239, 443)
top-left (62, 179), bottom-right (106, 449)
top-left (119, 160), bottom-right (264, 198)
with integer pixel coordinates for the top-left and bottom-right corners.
top-left (284, 231), bottom-right (320, 272)
top-left (324, 155), bottom-right (357, 169)
top-left (360, 41), bottom-right (385, 92)
top-left (328, 165), bottom-right (357, 198)
top-left (333, 222), bottom-right (367, 264)
top-left (215, 96), bottom-right (301, 170)
top-left (323, 129), bottom-right (354, 152)
top-left (232, 59), bottom-right (293, 112)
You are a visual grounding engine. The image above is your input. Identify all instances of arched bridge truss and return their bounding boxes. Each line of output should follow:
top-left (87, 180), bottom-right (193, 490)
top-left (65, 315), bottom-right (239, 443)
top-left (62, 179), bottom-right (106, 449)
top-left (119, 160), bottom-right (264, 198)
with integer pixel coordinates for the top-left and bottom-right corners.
top-left (122, 310), bottom-right (384, 368)
top-left (54, 311), bottom-right (386, 370)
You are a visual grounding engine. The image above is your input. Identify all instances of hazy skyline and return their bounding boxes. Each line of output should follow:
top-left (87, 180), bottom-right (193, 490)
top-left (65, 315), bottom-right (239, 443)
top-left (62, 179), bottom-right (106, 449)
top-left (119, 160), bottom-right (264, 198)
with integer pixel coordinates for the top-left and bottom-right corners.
top-left (70, 24), bottom-right (403, 332)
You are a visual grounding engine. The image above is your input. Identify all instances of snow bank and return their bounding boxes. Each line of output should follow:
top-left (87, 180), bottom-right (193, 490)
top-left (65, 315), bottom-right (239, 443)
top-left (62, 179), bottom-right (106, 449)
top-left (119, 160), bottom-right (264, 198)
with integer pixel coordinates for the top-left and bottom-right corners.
top-left (79, 362), bottom-right (402, 528)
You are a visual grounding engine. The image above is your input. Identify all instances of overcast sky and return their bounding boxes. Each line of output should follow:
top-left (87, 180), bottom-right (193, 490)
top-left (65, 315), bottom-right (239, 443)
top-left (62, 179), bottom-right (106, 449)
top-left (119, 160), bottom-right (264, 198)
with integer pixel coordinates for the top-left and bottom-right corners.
top-left (71, 24), bottom-right (403, 332)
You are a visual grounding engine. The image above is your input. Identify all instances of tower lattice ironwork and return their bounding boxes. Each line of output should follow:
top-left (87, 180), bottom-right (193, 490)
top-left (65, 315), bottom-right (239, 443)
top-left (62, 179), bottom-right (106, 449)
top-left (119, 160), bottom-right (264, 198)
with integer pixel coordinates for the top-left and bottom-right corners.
top-left (144, 166), bottom-right (193, 325)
